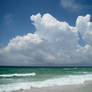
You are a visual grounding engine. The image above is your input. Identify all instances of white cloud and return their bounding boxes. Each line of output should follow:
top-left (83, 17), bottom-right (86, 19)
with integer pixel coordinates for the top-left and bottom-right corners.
top-left (76, 14), bottom-right (92, 46)
top-left (0, 13), bottom-right (92, 66)
top-left (60, 0), bottom-right (92, 12)
top-left (60, 0), bottom-right (83, 11)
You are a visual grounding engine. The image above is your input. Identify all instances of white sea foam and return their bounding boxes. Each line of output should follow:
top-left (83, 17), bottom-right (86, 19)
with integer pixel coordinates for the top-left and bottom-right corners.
top-left (1, 73), bottom-right (92, 92)
top-left (0, 73), bottom-right (36, 77)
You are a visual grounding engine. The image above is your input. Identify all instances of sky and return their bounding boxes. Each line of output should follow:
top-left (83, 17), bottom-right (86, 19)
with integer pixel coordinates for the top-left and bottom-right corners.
top-left (0, 0), bottom-right (92, 66)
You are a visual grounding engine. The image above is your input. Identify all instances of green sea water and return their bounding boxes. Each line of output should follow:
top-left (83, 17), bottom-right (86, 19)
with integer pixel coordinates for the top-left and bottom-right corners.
top-left (0, 67), bottom-right (92, 92)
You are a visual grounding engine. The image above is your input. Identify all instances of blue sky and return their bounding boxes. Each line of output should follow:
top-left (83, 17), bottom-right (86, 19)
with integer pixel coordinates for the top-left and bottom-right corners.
top-left (0, 0), bottom-right (92, 47)
top-left (0, 0), bottom-right (92, 66)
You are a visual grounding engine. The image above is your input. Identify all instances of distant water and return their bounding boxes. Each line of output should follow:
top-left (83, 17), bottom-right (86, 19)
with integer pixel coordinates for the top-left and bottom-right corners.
top-left (0, 67), bottom-right (92, 92)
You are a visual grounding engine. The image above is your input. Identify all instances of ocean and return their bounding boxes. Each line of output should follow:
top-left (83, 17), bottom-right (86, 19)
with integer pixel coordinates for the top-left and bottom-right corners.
top-left (0, 67), bottom-right (92, 92)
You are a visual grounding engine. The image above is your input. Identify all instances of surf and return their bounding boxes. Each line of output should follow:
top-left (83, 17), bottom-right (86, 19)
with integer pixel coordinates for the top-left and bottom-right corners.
top-left (0, 73), bottom-right (36, 77)
top-left (1, 73), bottom-right (92, 92)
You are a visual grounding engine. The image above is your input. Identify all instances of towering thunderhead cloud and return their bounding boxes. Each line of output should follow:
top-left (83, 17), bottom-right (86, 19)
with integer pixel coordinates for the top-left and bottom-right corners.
top-left (0, 13), bottom-right (92, 66)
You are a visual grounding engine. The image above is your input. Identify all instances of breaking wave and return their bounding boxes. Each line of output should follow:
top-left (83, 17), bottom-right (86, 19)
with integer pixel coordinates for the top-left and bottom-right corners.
top-left (1, 73), bottom-right (92, 92)
top-left (0, 73), bottom-right (36, 77)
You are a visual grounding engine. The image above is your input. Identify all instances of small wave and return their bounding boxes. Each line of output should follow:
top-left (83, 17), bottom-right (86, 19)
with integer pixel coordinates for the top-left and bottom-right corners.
top-left (0, 73), bottom-right (36, 77)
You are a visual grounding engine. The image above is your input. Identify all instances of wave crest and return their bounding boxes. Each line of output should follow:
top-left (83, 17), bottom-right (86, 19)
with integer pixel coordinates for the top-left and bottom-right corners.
top-left (0, 73), bottom-right (36, 77)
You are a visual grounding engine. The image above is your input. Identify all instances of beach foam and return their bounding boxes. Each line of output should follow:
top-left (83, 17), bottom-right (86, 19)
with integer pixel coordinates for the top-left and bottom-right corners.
top-left (1, 73), bottom-right (92, 92)
top-left (0, 73), bottom-right (36, 77)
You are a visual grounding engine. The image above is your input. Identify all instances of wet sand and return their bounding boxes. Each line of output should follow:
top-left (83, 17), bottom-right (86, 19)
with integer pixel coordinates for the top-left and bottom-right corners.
top-left (10, 81), bottom-right (92, 92)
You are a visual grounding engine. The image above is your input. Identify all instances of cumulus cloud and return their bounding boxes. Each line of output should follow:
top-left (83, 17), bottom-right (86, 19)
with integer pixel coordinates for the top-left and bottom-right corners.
top-left (76, 14), bottom-right (92, 46)
top-left (0, 13), bottom-right (92, 66)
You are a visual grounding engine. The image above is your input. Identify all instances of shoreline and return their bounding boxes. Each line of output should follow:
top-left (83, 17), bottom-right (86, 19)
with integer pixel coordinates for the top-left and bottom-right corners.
top-left (9, 80), bottom-right (92, 92)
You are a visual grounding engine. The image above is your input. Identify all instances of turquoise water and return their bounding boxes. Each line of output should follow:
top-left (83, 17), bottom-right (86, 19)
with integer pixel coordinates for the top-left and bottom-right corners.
top-left (0, 67), bottom-right (92, 92)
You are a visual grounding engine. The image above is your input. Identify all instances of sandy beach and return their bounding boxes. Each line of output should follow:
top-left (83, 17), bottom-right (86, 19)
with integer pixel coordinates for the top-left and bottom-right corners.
top-left (11, 81), bottom-right (92, 92)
